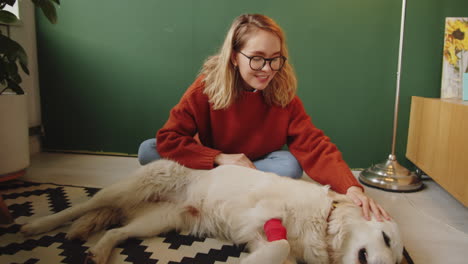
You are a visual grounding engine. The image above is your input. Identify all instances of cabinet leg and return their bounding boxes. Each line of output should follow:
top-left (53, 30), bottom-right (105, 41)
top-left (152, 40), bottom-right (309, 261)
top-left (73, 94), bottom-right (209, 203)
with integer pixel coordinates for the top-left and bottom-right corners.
top-left (415, 167), bottom-right (425, 179)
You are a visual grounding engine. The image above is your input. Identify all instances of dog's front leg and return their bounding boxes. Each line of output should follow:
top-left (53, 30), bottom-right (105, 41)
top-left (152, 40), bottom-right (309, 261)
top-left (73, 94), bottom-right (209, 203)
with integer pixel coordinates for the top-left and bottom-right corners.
top-left (241, 239), bottom-right (291, 264)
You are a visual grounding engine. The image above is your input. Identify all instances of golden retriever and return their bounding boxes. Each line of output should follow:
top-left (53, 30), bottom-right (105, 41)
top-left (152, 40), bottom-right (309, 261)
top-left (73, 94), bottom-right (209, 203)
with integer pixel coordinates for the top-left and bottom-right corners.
top-left (21, 159), bottom-right (403, 264)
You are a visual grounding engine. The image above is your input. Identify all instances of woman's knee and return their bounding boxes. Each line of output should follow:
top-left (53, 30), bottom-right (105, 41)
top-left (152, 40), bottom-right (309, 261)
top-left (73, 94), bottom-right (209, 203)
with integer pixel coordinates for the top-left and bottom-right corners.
top-left (137, 138), bottom-right (161, 165)
top-left (286, 166), bottom-right (304, 179)
top-left (275, 151), bottom-right (303, 179)
top-left (255, 150), bottom-right (303, 179)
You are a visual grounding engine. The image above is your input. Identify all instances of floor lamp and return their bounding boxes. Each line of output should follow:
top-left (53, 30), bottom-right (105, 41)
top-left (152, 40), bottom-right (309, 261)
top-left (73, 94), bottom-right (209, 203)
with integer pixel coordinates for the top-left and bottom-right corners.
top-left (359, 0), bottom-right (423, 192)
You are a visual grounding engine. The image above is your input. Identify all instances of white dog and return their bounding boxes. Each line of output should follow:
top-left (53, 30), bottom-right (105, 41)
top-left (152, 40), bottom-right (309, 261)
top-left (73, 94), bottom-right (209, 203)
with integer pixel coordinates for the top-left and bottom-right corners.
top-left (21, 159), bottom-right (403, 264)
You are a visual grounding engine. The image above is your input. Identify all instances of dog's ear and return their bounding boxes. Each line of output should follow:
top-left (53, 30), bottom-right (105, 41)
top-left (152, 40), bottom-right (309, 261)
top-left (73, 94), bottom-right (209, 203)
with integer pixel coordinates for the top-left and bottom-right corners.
top-left (326, 203), bottom-right (355, 262)
top-left (327, 217), bottom-right (348, 256)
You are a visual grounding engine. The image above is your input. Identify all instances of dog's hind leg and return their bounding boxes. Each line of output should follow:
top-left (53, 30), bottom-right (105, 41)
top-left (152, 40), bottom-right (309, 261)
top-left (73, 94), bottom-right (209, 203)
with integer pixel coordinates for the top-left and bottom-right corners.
top-left (67, 207), bottom-right (122, 241)
top-left (21, 160), bottom-right (193, 237)
top-left (86, 202), bottom-right (185, 264)
top-left (21, 174), bottom-right (152, 236)
top-left (20, 196), bottom-right (108, 236)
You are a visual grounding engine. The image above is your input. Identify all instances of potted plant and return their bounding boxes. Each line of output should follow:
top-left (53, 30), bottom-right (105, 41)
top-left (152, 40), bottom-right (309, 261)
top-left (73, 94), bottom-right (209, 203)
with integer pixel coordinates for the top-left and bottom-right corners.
top-left (0, 0), bottom-right (60, 180)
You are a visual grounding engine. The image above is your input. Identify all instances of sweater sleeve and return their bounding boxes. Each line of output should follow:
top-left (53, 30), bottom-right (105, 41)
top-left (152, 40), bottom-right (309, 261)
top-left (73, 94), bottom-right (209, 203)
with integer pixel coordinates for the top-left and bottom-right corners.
top-left (156, 77), bottom-right (221, 169)
top-left (286, 97), bottom-right (363, 194)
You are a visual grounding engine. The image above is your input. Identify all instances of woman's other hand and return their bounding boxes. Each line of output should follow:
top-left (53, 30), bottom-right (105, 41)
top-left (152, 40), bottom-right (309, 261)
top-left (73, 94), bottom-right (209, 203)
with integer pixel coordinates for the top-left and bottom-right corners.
top-left (214, 153), bottom-right (256, 169)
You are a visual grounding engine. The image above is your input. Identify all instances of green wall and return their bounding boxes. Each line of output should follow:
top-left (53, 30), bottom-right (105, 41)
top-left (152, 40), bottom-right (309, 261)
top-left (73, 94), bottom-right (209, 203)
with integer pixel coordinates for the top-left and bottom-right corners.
top-left (36, 0), bottom-right (468, 168)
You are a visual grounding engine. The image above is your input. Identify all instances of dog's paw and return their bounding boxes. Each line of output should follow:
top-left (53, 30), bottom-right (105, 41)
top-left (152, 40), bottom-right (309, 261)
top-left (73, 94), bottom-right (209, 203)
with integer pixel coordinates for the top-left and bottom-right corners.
top-left (20, 222), bottom-right (44, 236)
top-left (84, 250), bottom-right (107, 264)
top-left (20, 217), bottom-right (59, 236)
top-left (241, 239), bottom-right (290, 264)
top-left (84, 251), bottom-right (98, 264)
top-left (269, 239), bottom-right (291, 259)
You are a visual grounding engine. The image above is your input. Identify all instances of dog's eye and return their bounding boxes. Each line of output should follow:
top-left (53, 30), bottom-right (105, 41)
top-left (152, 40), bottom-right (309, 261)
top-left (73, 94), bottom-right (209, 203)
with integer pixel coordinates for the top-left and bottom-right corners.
top-left (382, 231), bottom-right (391, 247)
top-left (358, 248), bottom-right (367, 264)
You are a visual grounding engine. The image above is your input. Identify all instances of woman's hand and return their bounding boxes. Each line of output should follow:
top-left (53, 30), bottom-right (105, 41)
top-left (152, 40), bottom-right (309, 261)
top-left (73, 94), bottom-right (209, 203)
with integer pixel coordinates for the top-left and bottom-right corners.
top-left (346, 186), bottom-right (391, 221)
top-left (214, 153), bottom-right (256, 169)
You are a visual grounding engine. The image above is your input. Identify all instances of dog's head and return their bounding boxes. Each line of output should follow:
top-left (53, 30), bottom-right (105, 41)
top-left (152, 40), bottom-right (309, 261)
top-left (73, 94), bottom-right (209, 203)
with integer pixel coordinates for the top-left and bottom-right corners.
top-left (327, 202), bottom-right (404, 264)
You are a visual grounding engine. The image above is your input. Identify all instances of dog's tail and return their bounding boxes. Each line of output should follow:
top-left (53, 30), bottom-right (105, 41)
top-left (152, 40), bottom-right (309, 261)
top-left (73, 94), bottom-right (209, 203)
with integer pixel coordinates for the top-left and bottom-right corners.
top-left (66, 207), bottom-right (122, 241)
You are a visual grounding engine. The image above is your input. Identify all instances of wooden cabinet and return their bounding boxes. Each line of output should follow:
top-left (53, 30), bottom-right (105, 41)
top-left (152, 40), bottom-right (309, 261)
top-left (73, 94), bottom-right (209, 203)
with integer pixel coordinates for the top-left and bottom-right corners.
top-left (406, 96), bottom-right (468, 206)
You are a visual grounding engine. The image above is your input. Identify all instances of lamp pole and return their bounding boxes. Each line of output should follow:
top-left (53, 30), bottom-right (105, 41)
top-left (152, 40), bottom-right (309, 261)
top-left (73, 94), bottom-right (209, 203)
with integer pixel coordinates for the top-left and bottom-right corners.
top-left (359, 0), bottom-right (423, 192)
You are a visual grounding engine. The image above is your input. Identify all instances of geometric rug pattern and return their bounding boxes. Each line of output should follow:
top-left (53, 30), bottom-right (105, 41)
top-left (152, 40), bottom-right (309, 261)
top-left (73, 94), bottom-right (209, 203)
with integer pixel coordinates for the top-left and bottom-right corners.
top-left (0, 181), bottom-right (413, 264)
top-left (0, 181), bottom-right (247, 264)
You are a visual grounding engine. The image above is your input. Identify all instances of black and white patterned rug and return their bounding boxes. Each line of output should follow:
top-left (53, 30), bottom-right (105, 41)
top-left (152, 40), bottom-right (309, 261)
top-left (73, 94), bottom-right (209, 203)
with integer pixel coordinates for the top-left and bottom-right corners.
top-left (0, 181), bottom-right (413, 264)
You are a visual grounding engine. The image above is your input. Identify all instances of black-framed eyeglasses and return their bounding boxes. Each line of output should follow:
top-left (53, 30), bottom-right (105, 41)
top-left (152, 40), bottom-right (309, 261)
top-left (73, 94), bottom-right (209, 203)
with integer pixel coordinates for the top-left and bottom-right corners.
top-left (238, 51), bottom-right (287, 71)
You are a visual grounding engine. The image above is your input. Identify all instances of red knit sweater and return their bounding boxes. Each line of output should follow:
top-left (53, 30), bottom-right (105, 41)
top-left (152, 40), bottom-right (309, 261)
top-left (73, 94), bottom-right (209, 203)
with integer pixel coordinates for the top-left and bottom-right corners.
top-left (157, 76), bottom-right (362, 194)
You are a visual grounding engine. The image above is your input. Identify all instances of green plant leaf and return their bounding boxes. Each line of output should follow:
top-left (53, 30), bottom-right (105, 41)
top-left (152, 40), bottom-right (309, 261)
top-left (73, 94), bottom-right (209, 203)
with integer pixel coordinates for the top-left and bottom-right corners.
top-left (33, 0), bottom-right (58, 24)
top-left (6, 79), bottom-right (24, 94)
top-left (0, 33), bottom-right (29, 75)
top-left (0, 59), bottom-right (7, 83)
top-left (18, 57), bottom-right (29, 75)
top-left (0, 10), bottom-right (18, 24)
top-left (0, 33), bottom-right (16, 54)
top-left (0, 0), bottom-right (59, 95)
top-left (0, 30), bottom-right (28, 95)
top-left (6, 61), bottom-right (21, 83)
top-left (9, 39), bottom-right (29, 76)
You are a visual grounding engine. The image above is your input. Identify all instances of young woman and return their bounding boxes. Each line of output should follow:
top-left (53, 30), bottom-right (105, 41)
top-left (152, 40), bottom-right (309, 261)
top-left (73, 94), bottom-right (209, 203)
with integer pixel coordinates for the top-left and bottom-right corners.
top-left (139, 14), bottom-right (389, 221)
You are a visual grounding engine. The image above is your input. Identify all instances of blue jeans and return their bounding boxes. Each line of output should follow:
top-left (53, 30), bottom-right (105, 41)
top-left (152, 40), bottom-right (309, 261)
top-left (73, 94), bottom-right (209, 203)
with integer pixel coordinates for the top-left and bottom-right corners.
top-left (138, 138), bottom-right (303, 179)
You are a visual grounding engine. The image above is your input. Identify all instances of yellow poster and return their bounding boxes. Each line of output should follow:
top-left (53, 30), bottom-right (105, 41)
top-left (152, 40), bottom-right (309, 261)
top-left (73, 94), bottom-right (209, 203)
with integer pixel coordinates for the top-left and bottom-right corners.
top-left (441, 17), bottom-right (468, 99)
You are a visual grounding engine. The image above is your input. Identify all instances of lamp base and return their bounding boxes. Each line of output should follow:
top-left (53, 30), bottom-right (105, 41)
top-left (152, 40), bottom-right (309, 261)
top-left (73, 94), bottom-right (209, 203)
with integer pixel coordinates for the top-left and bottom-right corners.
top-left (359, 154), bottom-right (423, 192)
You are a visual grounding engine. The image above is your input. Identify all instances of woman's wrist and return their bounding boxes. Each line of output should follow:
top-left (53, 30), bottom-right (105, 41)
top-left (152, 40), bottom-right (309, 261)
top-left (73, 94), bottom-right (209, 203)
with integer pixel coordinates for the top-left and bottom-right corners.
top-left (213, 153), bottom-right (256, 169)
top-left (346, 185), bottom-right (365, 195)
top-left (214, 153), bottom-right (226, 165)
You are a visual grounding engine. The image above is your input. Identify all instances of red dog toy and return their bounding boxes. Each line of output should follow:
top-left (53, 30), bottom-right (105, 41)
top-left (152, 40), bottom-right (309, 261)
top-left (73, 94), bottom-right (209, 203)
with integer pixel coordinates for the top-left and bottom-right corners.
top-left (264, 218), bottom-right (287, 241)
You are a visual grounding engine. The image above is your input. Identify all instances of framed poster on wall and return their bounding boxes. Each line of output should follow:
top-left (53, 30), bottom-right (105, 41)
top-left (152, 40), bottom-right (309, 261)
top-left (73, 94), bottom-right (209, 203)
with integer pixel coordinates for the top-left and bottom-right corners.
top-left (441, 17), bottom-right (468, 100)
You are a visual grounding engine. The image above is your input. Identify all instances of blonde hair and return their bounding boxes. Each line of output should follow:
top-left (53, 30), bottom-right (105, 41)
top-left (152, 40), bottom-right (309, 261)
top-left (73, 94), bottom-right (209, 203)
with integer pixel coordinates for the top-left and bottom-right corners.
top-left (200, 14), bottom-right (297, 110)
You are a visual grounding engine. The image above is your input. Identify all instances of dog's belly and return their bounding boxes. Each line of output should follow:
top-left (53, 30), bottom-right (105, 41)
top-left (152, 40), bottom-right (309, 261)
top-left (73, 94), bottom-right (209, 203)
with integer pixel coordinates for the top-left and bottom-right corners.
top-left (180, 199), bottom-right (250, 241)
top-left (177, 165), bottom-right (292, 243)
